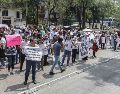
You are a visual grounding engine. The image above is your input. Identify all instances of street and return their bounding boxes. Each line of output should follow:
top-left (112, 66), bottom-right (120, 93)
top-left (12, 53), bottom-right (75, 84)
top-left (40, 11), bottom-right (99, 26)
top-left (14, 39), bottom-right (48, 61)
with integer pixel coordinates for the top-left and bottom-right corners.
top-left (37, 56), bottom-right (120, 94)
top-left (0, 49), bottom-right (120, 94)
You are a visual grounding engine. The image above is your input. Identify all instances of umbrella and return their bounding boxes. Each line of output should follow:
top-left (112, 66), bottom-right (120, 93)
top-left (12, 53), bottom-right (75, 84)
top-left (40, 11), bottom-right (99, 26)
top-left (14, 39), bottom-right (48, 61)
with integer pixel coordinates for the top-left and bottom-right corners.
top-left (83, 28), bottom-right (92, 32)
top-left (0, 24), bottom-right (9, 29)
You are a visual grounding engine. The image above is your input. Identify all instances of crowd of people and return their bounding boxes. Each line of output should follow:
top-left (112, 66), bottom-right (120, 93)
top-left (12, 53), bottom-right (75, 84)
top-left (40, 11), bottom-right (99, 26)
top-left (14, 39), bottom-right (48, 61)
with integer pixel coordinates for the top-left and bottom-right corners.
top-left (0, 24), bottom-right (120, 85)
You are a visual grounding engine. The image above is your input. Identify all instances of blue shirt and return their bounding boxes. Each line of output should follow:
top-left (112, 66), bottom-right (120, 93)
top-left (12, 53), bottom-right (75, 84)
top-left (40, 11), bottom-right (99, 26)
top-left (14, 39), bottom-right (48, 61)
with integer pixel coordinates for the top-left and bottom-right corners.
top-left (53, 42), bottom-right (61, 56)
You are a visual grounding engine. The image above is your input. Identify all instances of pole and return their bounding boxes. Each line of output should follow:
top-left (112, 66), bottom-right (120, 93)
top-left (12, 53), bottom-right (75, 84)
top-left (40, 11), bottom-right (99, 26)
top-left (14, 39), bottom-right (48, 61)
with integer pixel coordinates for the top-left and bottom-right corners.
top-left (26, 0), bottom-right (28, 26)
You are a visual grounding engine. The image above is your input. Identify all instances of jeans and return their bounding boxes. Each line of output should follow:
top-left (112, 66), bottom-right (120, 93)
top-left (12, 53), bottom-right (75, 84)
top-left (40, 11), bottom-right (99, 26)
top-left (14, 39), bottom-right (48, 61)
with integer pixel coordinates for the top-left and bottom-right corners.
top-left (61, 50), bottom-right (71, 66)
top-left (114, 42), bottom-right (117, 51)
top-left (0, 58), bottom-right (5, 66)
top-left (37, 56), bottom-right (44, 70)
top-left (20, 53), bottom-right (25, 71)
top-left (72, 49), bottom-right (77, 63)
top-left (93, 51), bottom-right (96, 57)
top-left (25, 60), bottom-right (37, 82)
top-left (44, 55), bottom-right (48, 65)
top-left (101, 43), bottom-right (105, 49)
top-left (50, 55), bottom-right (62, 72)
top-left (7, 55), bottom-right (15, 71)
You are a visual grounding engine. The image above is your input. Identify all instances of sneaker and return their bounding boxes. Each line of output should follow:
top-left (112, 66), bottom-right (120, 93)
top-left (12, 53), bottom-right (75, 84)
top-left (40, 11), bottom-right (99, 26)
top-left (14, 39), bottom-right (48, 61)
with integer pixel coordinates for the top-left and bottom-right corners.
top-left (61, 69), bottom-right (65, 73)
top-left (8, 72), bottom-right (11, 76)
top-left (20, 70), bottom-right (24, 72)
top-left (32, 81), bottom-right (37, 84)
top-left (49, 72), bottom-right (55, 75)
top-left (24, 81), bottom-right (27, 85)
top-left (10, 72), bottom-right (14, 75)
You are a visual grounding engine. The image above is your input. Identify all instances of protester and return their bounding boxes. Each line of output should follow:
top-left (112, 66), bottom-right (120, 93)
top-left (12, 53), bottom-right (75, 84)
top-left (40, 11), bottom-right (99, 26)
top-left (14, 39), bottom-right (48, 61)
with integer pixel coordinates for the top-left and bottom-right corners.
top-left (24, 38), bottom-right (40, 85)
top-left (72, 37), bottom-right (78, 63)
top-left (49, 37), bottom-right (65, 75)
top-left (100, 33), bottom-right (106, 49)
top-left (19, 38), bottom-right (28, 72)
top-left (61, 36), bottom-right (72, 66)
top-left (0, 42), bottom-right (5, 69)
top-left (92, 39), bottom-right (98, 58)
top-left (6, 46), bottom-right (17, 75)
top-left (1, 23), bottom-right (120, 85)
top-left (38, 39), bottom-right (45, 70)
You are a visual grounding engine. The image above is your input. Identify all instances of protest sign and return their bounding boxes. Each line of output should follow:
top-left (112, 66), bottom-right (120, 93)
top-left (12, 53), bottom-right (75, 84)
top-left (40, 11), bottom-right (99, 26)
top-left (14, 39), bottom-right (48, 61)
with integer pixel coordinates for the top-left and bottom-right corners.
top-left (24, 46), bottom-right (42, 61)
top-left (6, 34), bottom-right (22, 47)
top-left (79, 37), bottom-right (89, 59)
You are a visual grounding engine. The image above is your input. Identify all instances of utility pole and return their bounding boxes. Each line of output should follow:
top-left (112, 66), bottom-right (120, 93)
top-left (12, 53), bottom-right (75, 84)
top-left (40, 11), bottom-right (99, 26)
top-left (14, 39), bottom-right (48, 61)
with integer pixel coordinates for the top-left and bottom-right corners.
top-left (26, 0), bottom-right (28, 26)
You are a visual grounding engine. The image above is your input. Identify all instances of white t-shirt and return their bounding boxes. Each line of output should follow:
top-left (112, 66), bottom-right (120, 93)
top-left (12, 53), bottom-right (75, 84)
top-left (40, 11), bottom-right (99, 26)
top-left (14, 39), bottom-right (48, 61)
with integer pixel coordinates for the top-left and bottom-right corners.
top-left (101, 37), bottom-right (106, 43)
top-left (0, 37), bottom-right (6, 49)
top-left (39, 43), bottom-right (48, 56)
top-left (72, 41), bottom-right (78, 49)
top-left (43, 44), bottom-right (48, 55)
top-left (21, 41), bottom-right (29, 54)
top-left (50, 31), bottom-right (55, 40)
top-left (64, 40), bottom-right (72, 51)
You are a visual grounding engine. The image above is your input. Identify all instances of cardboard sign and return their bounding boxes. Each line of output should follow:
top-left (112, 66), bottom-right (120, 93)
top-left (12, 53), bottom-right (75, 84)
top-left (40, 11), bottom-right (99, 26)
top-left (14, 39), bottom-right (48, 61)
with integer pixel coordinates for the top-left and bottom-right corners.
top-left (24, 46), bottom-right (42, 61)
top-left (6, 34), bottom-right (22, 47)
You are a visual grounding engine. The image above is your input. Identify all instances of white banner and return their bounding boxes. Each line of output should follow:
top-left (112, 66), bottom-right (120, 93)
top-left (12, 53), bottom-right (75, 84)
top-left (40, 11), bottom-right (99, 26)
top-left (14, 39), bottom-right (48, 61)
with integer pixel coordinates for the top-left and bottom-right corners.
top-left (24, 46), bottom-right (42, 61)
top-left (79, 38), bottom-right (89, 59)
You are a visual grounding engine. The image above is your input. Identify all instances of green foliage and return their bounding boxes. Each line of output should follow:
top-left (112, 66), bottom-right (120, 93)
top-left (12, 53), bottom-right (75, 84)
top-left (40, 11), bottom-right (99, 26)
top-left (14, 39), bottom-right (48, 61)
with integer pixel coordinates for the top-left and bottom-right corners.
top-left (1, 0), bottom-right (120, 27)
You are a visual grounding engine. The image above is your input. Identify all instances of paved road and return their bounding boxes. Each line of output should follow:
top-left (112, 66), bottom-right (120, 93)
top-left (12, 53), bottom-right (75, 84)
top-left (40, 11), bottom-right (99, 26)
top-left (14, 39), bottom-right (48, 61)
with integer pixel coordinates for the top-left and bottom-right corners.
top-left (0, 49), bottom-right (120, 94)
top-left (36, 55), bottom-right (120, 94)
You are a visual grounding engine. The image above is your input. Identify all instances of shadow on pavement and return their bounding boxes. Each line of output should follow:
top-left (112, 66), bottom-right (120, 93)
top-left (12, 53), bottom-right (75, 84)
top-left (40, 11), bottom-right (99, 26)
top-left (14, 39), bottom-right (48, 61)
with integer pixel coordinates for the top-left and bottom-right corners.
top-left (80, 58), bottom-right (120, 87)
top-left (42, 73), bottom-right (54, 79)
top-left (0, 74), bottom-right (8, 80)
top-left (4, 82), bottom-right (31, 92)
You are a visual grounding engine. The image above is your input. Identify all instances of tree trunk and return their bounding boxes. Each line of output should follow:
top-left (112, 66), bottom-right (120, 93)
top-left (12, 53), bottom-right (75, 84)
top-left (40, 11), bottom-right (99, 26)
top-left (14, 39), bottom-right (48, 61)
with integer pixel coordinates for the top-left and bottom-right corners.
top-left (82, 1), bottom-right (86, 29)
top-left (36, 5), bottom-right (39, 26)
top-left (77, 6), bottom-right (82, 29)
top-left (92, 20), bottom-right (94, 29)
top-left (101, 16), bottom-right (104, 30)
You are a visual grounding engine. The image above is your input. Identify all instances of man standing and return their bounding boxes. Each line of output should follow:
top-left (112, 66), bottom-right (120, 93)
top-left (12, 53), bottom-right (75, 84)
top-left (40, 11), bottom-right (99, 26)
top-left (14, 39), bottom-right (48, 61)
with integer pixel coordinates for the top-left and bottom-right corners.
top-left (24, 39), bottom-right (41, 85)
top-left (20, 38), bottom-right (29, 72)
top-left (61, 36), bottom-right (72, 66)
top-left (100, 33), bottom-right (106, 49)
top-left (49, 38), bottom-right (65, 75)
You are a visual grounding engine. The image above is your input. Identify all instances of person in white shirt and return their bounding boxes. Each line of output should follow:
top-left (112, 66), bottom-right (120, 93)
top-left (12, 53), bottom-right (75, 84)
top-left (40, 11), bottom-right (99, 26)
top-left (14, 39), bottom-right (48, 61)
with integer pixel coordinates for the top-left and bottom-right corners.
top-left (43, 43), bottom-right (49, 66)
top-left (100, 34), bottom-right (106, 49)
top-left (19, 38), bottom-right (29, 72)
top-left (24, 38), bottom-right (40, 85)
top-left (116, 36), bottom-right (120, 48)
top-left (61, 36), bottom-right (72, 66)
top-left (38, 40), bottom-right (45, 70)
top-left (72, 37), bottom-right (78, 63)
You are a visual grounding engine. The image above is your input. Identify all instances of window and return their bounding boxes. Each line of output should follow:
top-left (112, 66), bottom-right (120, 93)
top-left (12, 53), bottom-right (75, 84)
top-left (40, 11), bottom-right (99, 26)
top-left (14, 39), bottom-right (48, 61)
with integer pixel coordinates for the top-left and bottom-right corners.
top-left (2, 10), bottom-right (8, 16)
top-left (16, 11), bottom-right (20, 18)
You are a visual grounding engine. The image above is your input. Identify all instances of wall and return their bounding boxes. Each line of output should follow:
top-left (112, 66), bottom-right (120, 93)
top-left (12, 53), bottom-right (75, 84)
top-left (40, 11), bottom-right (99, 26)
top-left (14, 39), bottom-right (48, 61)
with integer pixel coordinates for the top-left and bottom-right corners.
top-left (0, 8), bottom-right (26, 26)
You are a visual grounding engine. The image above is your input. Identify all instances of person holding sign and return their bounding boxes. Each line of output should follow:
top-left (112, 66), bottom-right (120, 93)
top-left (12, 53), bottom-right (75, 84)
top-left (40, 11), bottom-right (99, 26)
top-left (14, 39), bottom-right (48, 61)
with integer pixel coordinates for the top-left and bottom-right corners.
top-left (24, 38), bottom-right (42, 85)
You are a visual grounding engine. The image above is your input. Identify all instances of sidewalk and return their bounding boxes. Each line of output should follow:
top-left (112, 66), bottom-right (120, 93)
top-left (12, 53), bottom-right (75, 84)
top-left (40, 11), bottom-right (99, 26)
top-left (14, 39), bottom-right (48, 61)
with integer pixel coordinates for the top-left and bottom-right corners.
top-left (0, 49), bottom-right (119, 94)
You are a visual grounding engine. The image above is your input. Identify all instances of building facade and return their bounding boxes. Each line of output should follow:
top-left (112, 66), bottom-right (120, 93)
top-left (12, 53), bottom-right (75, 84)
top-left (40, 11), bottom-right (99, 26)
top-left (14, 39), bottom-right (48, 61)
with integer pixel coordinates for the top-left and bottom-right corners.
top-left (0, 8), bottom-right (26, 26)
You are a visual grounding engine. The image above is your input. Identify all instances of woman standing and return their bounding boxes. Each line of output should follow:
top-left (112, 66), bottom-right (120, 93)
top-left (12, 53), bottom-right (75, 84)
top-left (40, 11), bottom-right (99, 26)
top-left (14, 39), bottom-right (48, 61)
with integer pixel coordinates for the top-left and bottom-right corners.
top-left (72, 37), bottom-right (78, 63)
top-left (92, 39), bottom-right (98, 58)
top-left (6, 46), bottom-right (17, 75)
